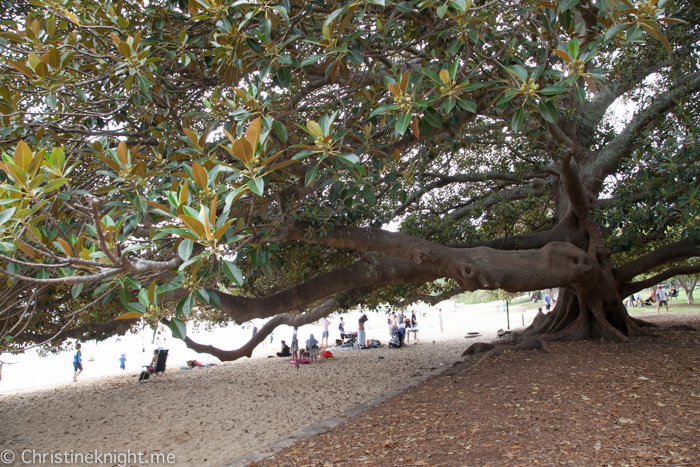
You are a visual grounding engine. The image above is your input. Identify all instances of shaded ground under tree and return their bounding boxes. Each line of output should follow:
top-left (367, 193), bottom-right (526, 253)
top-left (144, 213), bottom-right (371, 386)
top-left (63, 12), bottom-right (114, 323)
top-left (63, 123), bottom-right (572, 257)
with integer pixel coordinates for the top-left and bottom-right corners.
top-left (248, 314), bottom-right (700, 467)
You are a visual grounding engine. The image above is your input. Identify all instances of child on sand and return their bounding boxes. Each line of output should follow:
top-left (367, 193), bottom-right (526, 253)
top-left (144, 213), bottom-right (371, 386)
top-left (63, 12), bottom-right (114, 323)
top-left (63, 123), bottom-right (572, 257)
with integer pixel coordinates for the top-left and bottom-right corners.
top-left (291, 331), bottom-right (299, 359)
top-left (119, 354), bottom-right (126, 372)
top-left (73, 343), bottom-right (83, 382)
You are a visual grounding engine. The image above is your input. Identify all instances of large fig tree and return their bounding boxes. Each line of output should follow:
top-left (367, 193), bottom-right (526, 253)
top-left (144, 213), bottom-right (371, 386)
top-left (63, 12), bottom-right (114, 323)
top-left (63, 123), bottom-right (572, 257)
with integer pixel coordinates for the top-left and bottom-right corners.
top-left (0, 0), bottom-right (698, 358)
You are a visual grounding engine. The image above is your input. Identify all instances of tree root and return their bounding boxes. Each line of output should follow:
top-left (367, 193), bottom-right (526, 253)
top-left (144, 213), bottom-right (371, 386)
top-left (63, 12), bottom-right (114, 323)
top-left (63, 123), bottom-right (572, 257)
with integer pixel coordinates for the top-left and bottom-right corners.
top-left (630, 317), bottom-right (659, 328)
top-left (451, 337), bottom-right (550, 374)
top-left (461, 342), bottom-right (497, 356)
top-left (664, 325), bottom-right (698, 332)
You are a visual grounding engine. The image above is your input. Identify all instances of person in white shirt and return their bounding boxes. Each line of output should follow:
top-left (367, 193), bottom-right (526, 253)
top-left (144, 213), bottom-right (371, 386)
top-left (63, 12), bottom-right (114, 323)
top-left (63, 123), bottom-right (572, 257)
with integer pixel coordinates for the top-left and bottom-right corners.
top-left (319, 317), bottom-right (330, 346)
top-left (655, 285), bottom-right (669, 314)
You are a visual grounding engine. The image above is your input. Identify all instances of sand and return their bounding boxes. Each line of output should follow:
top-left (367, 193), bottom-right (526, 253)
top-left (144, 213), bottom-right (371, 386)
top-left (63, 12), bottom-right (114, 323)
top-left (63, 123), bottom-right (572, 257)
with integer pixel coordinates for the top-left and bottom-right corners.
top-left (0, 300), bottom-right (535, 466)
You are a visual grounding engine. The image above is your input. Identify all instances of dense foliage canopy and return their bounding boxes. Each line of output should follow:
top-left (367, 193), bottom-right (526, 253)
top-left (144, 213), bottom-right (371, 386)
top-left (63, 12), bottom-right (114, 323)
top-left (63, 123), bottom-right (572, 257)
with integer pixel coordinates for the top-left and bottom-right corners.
top-left (0, 0), bottom-right (698, 357)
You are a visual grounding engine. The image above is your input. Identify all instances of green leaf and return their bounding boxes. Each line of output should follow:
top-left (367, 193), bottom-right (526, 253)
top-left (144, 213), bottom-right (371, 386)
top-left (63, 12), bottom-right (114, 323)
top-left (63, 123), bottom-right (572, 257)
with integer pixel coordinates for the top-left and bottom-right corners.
top-left (223, 260), bottom-right (244, 286)
top-left (395, 2), bottom-right (414, 12)
top-left (0, 207), bottom-right (16, 227)
top-left (305, 163), bottom-right (320, 186)
top-left (276, 66), bottom-right (291, 87)
top-left (362, 187), bottom-right (376, 203)
top-left (450, 0), bottom-right (467, 11)
top-left (436, 3), bottom-right (448, 18)
top-left (457, 98), bottom-right (476, 113)
top-left (540, 85), bottom-right (568, 96)
top-left (538, 100), bottom-right (558, 124)
top-left (42, 177), bottom-right (70, 193)
top-left (195, 288), bottom-right (221, 309)
top-left (424, 108), bottom-right (442, 128)
top-left (325, 7), bottom-right (345, 26)
top-left (420, 67), bottom-right (443, 85)
top-left (604, 23), bottom-right (628, 42)
top-left (137, 73), bottom-right (151, 93)
top-left (138, 287), bottom-right (150, 306)
top-left (569, 37), bottom-right (580, 59)
top-left (169, 317), bottom-right (187, 340)
top-left (559, 0), bottom-right (578, 12)
top-left (176, 294), bottom-right (195, 317)
top-left (337, 153), bottom-right (360, 165)
top-left (178, 238), bottom-right (194, 262)
top-left (510, 65), bottom-right (528, 83)
top-left (71, 283), bottom-right (84, 299)
top-left (272, 119), bottom-right (288, 143)
top-left (511, 106), bottom-right (525, 132)
top-left (448, 60), bottom-right (459, 80)
top-left (394, 112), bottom-right (412, 135)
top-left (369, 104), bottom-right (398, 117)
top-left (301, 53), bottom-right (325, 67)
top-left (347, 48), bottom-right (364, 64)
top-left (247, 177), bottom-right (265, 196)
top-left (442, 98), bottom-right (457, 114)
top-left (574, 85), bottom-right (586, 104)
top-left (291, 149), bottom-right (316, 161)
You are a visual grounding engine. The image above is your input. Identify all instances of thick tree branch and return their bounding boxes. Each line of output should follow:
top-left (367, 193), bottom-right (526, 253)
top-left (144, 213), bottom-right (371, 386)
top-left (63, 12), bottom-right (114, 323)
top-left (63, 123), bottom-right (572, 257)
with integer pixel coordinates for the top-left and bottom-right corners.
top-left (392, 286), bottom-right (464, 307)
top-left (12, 318), bottom-right (138, 345)
top-left (620, 265), bottom-right (700, 298)
top-left (578, 59), bottom-right (672, 147)
top-left (283, 221), bottom-right (598, 292)
top-left (448, 222), bottom-right (587, 251)
top-left (214, 256), bottom-right (444, 324)
top-left (613, 238), bottom-right (700, 285)
top-left (586, 71), bottom-right (700, 191)
top-left (392, 170), bottom-right (552, 218)
top-left (450, 180), bottom-right (548, 221)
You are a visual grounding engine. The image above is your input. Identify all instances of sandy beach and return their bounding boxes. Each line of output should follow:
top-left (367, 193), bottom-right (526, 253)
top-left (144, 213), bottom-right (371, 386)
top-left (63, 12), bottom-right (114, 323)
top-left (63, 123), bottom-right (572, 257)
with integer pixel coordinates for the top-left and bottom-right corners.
top-left (0, 300), bottom-right (538, 466)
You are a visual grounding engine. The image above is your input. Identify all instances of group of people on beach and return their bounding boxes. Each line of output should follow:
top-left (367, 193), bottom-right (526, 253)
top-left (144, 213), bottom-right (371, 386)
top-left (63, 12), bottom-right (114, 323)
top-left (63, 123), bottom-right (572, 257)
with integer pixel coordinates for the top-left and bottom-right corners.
top-left (275, 331), bottom-right (323, 362)
top-left (387, 310), bottom-right (420, 343)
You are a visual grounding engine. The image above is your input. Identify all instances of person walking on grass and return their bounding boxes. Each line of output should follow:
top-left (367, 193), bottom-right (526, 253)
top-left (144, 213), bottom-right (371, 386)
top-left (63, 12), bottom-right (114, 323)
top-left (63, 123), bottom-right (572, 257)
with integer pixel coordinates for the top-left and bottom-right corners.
top-left (656, 285), bottom-right (669, 314)
top-left (73, 343), bottom-right (83, 382)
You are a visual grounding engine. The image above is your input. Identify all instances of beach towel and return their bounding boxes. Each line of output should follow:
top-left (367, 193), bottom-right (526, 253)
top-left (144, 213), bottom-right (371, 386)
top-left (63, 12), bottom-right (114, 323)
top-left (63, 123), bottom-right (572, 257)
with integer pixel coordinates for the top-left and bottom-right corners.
top-left (289, 358), bottom-right (312, 364)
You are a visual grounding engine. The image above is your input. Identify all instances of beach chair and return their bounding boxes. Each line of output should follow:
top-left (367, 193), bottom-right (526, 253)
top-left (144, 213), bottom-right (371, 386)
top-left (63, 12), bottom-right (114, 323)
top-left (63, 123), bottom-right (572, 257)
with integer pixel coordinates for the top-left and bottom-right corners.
top-left (138, 349), bottom-right (169, 384)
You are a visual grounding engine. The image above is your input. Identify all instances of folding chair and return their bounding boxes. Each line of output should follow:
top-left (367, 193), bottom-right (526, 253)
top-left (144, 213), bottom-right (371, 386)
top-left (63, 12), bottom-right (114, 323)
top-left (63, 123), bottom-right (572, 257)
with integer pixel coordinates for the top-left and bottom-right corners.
top-left (138, 349), bottom-right (169, 384)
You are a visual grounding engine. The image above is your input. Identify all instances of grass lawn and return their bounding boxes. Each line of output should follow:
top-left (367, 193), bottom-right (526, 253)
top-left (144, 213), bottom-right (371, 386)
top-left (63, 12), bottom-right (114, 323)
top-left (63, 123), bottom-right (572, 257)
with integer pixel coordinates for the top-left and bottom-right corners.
top-left (628, 286), bottom-right (700, 314)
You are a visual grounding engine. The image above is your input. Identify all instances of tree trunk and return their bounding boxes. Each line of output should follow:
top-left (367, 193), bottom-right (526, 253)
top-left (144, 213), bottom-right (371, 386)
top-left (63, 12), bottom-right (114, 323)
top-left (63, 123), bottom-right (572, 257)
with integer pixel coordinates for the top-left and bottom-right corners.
top-left (511, 256), bottom-right (649, 344)
top-left (676, 276), bottom-right (697, 304)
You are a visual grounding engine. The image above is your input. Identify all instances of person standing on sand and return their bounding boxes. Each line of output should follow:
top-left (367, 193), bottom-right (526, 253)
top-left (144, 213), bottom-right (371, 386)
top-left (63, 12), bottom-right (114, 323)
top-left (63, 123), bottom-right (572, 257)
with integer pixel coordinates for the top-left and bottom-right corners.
top-left (291, 331), bottom-right (299, 359)
top-left (438, 308), bottom-right (443, 333)
top-left (338, 317), bottom-right (345, 339)
top-left (73, 343), bottom-right (83, 382)
top-left (655, 285), bottom-right (669, 314)
top-left (358, 314), bottom-right (368, 348)
top-left (119, 354), bottom-right (126, 372)
top-left (319, 317), bottom-right (330, 346)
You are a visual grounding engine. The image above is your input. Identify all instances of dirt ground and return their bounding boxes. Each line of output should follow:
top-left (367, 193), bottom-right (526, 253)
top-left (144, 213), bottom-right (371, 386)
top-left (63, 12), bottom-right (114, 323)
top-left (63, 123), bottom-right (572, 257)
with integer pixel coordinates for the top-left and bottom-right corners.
top-left (251, 313), bottom-right (700, 467)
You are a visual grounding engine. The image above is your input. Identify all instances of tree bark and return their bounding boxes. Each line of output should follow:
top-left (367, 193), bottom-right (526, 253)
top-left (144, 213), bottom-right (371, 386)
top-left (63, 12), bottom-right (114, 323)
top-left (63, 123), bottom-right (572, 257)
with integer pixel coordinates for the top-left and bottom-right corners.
top-left (676, 276), bottom-right (698, 305)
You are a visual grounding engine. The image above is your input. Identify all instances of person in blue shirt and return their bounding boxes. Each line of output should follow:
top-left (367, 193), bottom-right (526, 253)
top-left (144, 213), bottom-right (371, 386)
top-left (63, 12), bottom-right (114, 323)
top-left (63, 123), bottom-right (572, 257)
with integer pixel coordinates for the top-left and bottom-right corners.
top-left (544, 293), bottom-right (552, 312)
top-left (73, 343), bottom-right (83, 382)
top-left (119, 354), bottom-right (127, 372)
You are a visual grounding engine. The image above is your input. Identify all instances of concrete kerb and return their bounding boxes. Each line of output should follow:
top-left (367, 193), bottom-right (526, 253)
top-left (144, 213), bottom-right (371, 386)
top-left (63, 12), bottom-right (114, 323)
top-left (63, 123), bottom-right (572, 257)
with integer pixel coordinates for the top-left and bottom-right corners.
top-left (221, 361), bottom-right (454, 467)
